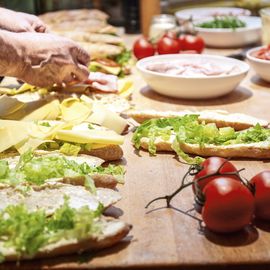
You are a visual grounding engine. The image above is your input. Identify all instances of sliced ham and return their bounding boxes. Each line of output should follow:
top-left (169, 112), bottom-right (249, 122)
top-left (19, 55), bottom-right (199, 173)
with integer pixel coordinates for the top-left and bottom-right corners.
top-left (147, 61), bottom-right (239, 77)
top-left (85, 72), bottom-right (118, 93)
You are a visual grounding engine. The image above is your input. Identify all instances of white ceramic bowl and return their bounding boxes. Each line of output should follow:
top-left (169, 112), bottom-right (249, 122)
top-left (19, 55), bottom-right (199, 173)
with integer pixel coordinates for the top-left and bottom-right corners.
top-left (194, 16), bottom-right (261, 48)
top-left (175, 7), bottom-right (251, 21)
top-left (246, 46), bottom-right (270, 82)
top-left (136, 54), bottom-right (249, 99)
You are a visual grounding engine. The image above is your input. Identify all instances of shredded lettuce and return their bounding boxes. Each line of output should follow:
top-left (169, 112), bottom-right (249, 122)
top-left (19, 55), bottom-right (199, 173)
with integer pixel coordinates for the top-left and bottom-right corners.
top-left (0, 198), bottom-right (102, 260)
top-left (0, 151), bottom-right (125, 186)
top-left (132, 115), bottom-right (270, 163)
top-left (59, 143), bottom-right (81, 156)
top-left (112, 49), bottom-right (132, 66)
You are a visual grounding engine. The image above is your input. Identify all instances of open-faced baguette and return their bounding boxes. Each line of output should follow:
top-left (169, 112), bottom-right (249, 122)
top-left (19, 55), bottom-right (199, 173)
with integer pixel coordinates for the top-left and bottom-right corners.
top-left (140, 137), bottom-right (270, 159)
top-left (2, 216), bottom-right (131, 261)
top-left (2, 152), bottom-right (122, 189)
top-left (127, 109), bottom-right (269, 131)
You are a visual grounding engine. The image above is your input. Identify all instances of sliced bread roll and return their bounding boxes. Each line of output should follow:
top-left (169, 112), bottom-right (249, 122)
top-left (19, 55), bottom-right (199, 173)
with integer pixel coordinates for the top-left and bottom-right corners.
top-left (140, 136), bottom-right (270, 159)
top-left (2, 216), bottom-right (131, 261)
top-left (127, 109), bottom-right (269, 131)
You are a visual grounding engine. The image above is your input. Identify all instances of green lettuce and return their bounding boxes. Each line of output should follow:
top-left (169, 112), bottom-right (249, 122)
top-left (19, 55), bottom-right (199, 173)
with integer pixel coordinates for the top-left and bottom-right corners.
top-left (0, 198), bottom-right (102, 260)
top-left (0, 152), bottom-right (125, 186)
top-left (132, 115), bottom-right (270, 163)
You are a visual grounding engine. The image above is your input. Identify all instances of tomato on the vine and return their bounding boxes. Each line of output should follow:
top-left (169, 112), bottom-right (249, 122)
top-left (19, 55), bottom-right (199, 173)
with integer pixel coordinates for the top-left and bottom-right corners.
top-left (250, 170), bottom-right (270, 220)
top-left (157, 36), bottom-right (181, 54)
top-left (202, 177), bottom-right (254, 233)
top-left (133, 37), bottom-right (155, 60)
top-left (178, 35), bottom-right (205, 53)
top-left (193, 157), bottom-right (239, 194)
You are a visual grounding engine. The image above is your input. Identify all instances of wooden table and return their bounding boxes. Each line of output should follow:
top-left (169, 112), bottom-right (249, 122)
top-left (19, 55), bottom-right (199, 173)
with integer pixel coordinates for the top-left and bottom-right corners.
top-left (3, 37), bottom-right (270, 270)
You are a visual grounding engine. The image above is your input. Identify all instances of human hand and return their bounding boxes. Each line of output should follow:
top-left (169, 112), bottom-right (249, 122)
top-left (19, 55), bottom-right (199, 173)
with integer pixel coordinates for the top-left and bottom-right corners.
top-left (0, 8), bottom-right (47, 33)
top-left (13, 32), bottom-right (90, 87)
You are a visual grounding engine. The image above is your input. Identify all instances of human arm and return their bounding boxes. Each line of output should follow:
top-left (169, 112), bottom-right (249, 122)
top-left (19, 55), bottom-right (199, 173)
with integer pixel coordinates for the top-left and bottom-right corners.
top-left (0, 30), bottom-right (90, 87)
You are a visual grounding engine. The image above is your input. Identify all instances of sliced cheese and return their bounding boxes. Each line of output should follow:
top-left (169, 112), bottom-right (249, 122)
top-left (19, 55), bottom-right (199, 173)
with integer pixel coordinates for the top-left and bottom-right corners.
top-left (118, 79), bottom-right (133, 98)
top-left (15, 137), bottom-right (49, 154)
top-left (0, 96), bottom-right (25, 117)
top-left (55, 129), bottom-right (124, 145)
top-left (90, 61), bottom-right (121, 75)
top-left (22, 100), bottom-right (60, 121)
top-left (60, 98), bottom-right (92, 123)
top-left (87, 103), bottom-right (128, 134)
top-left (0, 120), bottom-right (30, 152)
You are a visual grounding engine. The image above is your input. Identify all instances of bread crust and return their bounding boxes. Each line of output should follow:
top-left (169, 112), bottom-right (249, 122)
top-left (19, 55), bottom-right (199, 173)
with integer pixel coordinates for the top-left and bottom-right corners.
top-left (140, 137), bottom-right (270, 159)
top-left (127, 110), bottom-right (269, 131)
top-left (59, 175), bottom-right (118, 189)
top-left (84, 144), bottom-right (123, 161)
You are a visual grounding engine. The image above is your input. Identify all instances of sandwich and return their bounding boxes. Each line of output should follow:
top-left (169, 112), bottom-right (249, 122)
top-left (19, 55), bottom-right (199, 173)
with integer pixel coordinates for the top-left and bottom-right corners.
top-left (0, 119), bottom-right (125, 161)
top-left (131, 111), bottom-right (270, 163)
top-left (39, 9), bottom-right (132, 76)
top-left (0, 151), bottom-right (125, 189)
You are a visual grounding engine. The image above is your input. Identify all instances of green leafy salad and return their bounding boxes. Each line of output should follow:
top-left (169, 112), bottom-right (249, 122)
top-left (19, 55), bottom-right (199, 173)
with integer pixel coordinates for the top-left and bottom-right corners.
top-left (0, 198), bottom-right (103, 261)
top-left (196, 16), bottom-right (246, 29)
top-left (0, 151), bottom-right (125, 186)
top-left (132, 115), bottom-right (270, 163)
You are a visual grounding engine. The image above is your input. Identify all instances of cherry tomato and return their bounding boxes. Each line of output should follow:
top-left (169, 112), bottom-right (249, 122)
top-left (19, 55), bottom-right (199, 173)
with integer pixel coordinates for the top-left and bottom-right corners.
top-left (202, 177), bottom-right (254, 233)
top-left (157, 36), bottom-right (181, 54)
top-left (178, 35), bottom-right (205, 53)
top-left (250, 170), bottom-right (270, 220)
top-left (193, 157), bottom-right (239, 194)
top-left (133, 37), bottom-right (155, 60)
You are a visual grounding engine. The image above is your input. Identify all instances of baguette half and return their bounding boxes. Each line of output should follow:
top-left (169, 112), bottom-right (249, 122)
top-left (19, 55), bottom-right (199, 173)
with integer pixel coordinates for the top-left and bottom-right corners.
top-left (2, 216), bottom-right (131, 261)
top-left (140, 137), bottom-right (270, 159)
top-left (127, 109), bottom-right (269, 131)
top-left (2, 152), bottom-right (121, 188)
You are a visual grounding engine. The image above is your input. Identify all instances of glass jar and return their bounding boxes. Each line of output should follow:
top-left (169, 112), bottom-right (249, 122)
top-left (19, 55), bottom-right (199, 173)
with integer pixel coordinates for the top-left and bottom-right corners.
top-left (149, 14), bottom-right (177, 42)
top-left (260, 8), bottom-right (270, 45)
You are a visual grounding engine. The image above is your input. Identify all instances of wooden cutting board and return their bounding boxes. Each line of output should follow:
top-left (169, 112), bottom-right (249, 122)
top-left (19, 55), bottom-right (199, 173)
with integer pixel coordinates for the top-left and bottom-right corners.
top-left (2, 41), bottom-right (270, 270)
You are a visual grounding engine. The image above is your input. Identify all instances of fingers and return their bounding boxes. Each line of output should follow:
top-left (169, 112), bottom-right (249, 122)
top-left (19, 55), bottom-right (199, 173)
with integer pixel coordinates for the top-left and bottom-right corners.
top-left (63, 64), bottom-right (90, 85)
top-left (70, 46), bottom-right (90, 66)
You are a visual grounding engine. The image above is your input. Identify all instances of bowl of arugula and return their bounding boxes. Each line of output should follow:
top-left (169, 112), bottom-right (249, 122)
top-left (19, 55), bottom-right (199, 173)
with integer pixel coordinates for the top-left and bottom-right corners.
top-left (194, 16), bottom-right (261, 48)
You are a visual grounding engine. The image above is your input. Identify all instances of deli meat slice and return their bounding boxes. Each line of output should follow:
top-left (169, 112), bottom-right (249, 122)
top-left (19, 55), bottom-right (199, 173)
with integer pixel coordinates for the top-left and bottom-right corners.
top-left (85, 72), bottom-right (118, 93)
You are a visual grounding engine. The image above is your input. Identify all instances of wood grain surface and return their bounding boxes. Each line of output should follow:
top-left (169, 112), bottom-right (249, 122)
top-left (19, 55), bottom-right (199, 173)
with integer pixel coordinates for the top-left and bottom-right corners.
top-left (2, 36), bottom-right (270, 270)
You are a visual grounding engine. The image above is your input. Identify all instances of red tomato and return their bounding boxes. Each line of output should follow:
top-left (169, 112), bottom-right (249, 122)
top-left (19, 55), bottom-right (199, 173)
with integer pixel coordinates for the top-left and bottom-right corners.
top-left (157, 36), bottom-right (181, 54)
top-left (179, 35), bottom-right (205, 53)
top-left (193, 157), bottom-right (239, 194)
top-left (133, 37), bottom-right (155, 60)
top-left (250, 170), bottom-right (270, 220)
top-left (202, 177), bottom-right (254, 233)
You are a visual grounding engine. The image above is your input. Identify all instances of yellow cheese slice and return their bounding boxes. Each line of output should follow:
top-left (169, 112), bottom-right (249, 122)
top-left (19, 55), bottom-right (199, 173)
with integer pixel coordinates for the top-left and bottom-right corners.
top-left (22, 100), bottom-right (60, 121)
top-left (29, 121), bottom-right (72, 140)
top-left (87, 103), bottom-right (128, 134)
top-left (15, 137), bottom-right (50, 154)
top-left (60, 98), bottom-right (92, 123)
top-left (55, 129), bottom-right (124, 145)
top-left (118, 79), bottom-right (133, 98)
top-left (0, 96), bottom-right (25, 117)
top-left (90, 61), bottom-right (121, 75)
top-left (0, 120), bottom-right (30, 152)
